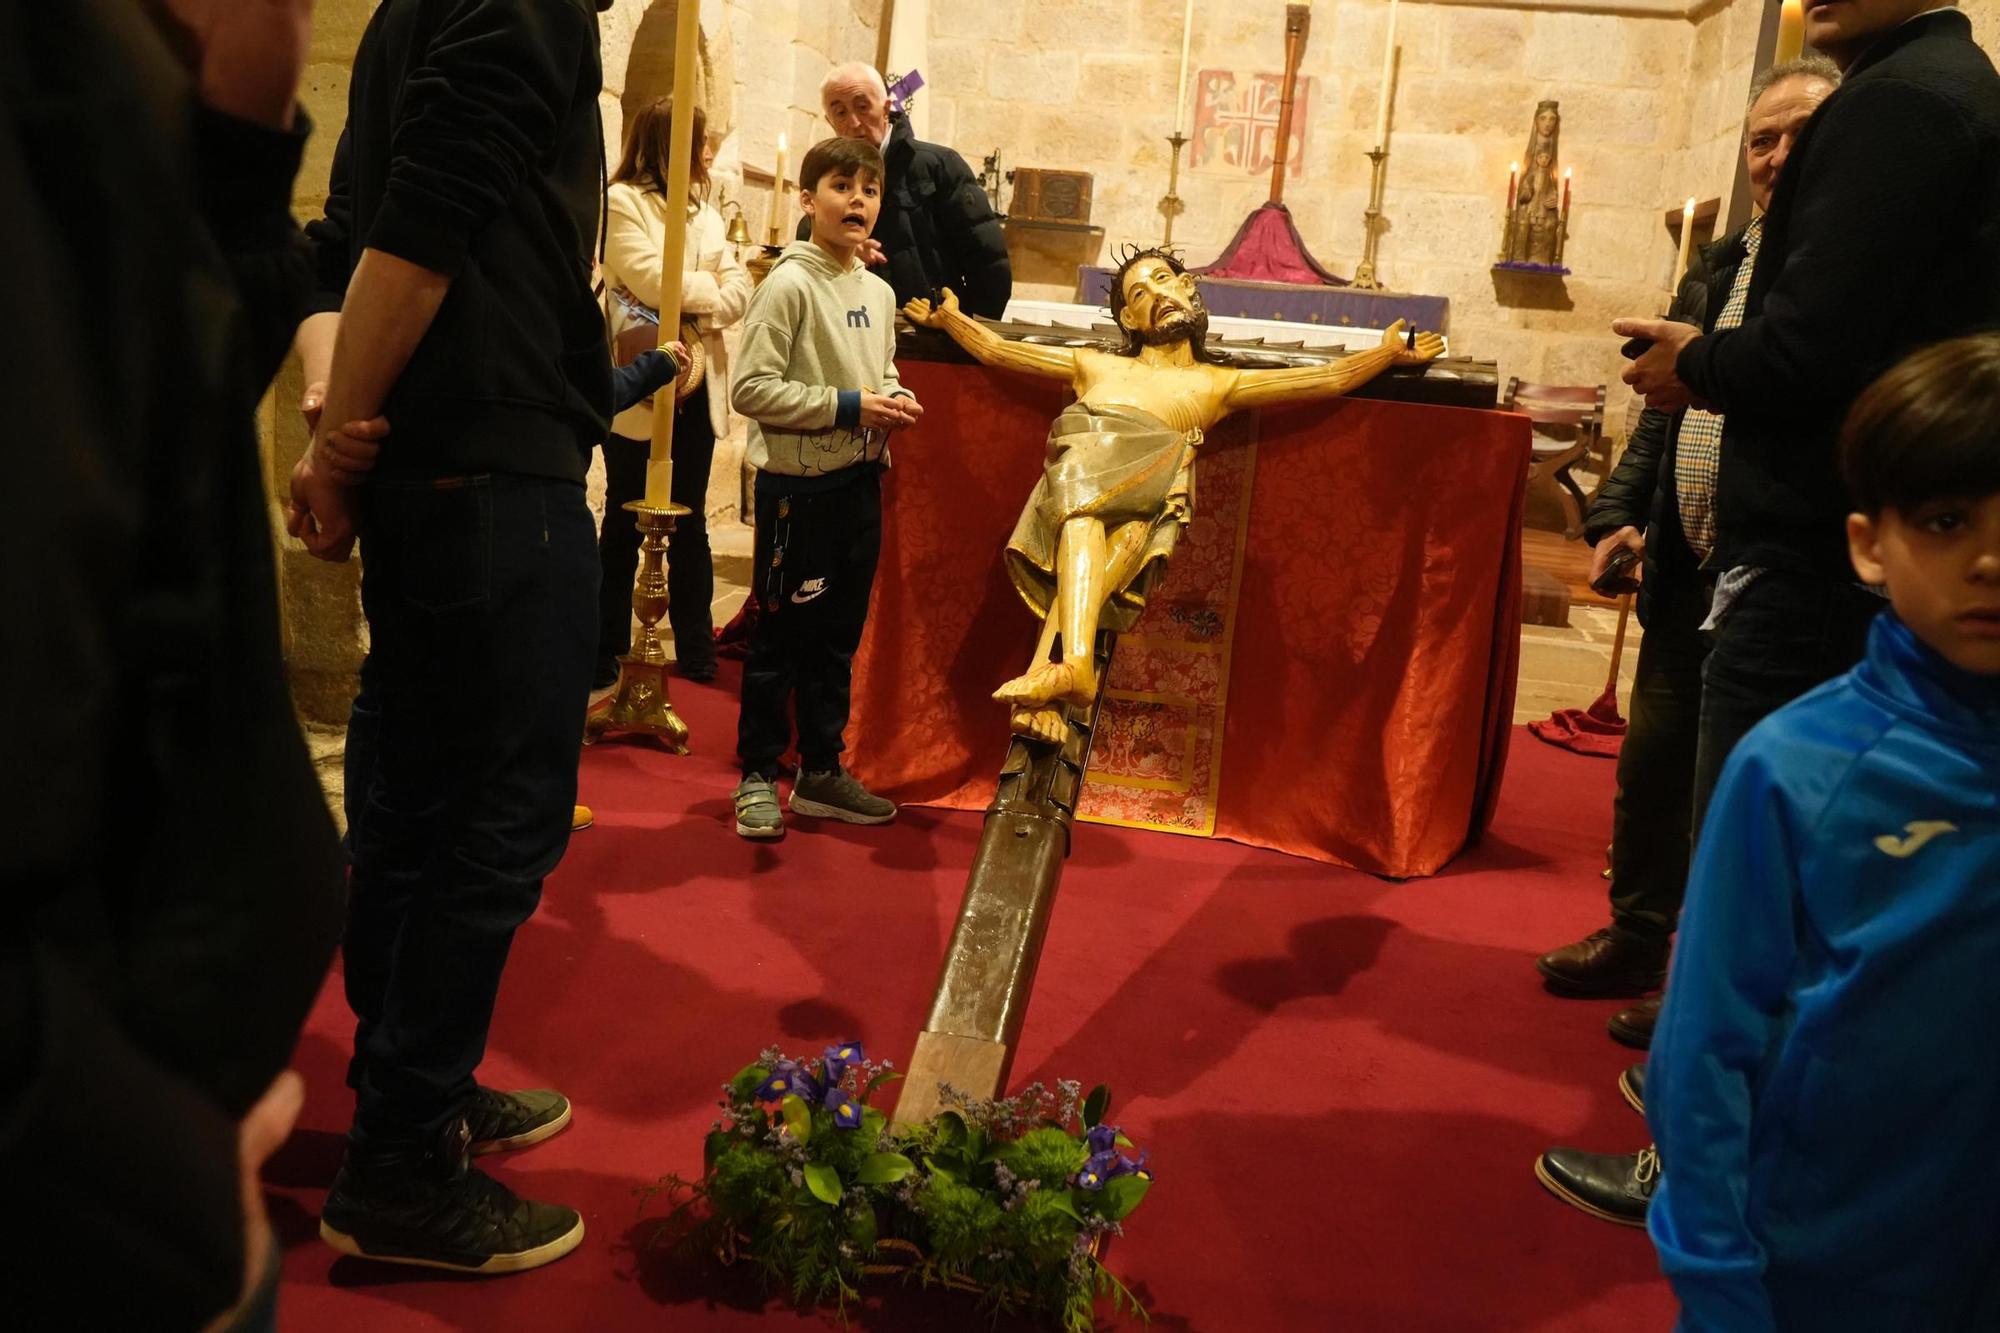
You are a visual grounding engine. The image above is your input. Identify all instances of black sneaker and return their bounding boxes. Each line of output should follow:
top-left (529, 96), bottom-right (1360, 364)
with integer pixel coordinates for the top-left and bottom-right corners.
top-left (464, 1086), bottom-right (572, 1157)
top-left (789, 766), bottom-right (896, 824)
top-left (320, 1120), bottom-right (584, 1274)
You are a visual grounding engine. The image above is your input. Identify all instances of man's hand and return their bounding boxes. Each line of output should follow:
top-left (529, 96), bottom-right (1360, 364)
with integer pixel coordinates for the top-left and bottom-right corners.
top-left (860, 393), bottom-right (921, 430)
top-left (1381, 320), bottom-right (1445, 366)
top-left (319, 416), bottom-right (390, 484)
top-left (1589, 525), bottom-right (1646, 588)
top-left (1613, 317), bottom-right (1703, 412)
top-left (859, 238), bottom-right (887, 268)
top-left (197, 1071), bottom-right (305, 1333)
top-left (287, 449), bottom-right (359, 562)
top-left (155, 0), bottom-right (312, 130)
top-left (901, 287), bottom-right (960, 328)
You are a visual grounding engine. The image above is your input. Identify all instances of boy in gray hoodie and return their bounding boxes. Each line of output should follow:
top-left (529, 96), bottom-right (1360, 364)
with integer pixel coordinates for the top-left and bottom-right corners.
top-left (729, 135), bottom-right (923, 839)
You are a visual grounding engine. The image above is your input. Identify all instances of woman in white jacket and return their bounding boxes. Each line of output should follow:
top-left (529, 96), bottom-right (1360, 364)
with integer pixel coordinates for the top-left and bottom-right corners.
top-left (599, 98), bottom-right (751, 685)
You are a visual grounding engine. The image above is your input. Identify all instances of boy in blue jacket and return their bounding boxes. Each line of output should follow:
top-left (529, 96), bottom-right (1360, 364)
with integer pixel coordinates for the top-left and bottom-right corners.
top-left (1647, 334), bottom-right (2000, 1331)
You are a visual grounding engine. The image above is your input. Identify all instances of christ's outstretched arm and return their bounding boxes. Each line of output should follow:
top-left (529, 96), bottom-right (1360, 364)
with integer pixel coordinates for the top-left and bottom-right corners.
top-left (904, 288), bottom-right (1078, 382)
top-left (1224, 320), bottom-right (1442, 413)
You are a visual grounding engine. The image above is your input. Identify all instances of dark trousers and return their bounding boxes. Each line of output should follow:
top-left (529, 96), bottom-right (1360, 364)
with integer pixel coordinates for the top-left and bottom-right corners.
top-left (597, 384), bottom-right (717, 674)
top-left (1607, 572), bottom-right (1712, 946)
top-left (341, 473), bottom-right (597, 1150)
top-left (737, 467), bottom-right (882, 778)
top-left (1692, 568), bottom-right (1883, 835)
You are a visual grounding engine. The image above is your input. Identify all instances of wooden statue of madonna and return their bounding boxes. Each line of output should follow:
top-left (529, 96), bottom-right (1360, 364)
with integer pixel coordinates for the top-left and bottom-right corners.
top-left (1503, 101), bottom-right (1565, 266)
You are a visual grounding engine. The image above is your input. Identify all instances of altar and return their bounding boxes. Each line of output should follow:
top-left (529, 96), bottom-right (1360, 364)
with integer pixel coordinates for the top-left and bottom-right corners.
top-left (846, 329), bottom-right (1531, 879)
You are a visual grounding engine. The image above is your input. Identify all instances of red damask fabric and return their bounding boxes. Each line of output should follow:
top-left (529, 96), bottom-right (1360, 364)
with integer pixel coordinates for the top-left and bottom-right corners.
top-left (847, 360), bottom-right (1529, 878)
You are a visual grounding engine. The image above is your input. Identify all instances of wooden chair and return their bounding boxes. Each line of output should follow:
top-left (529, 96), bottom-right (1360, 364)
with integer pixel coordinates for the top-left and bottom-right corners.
top-left (1503, 378), bottom-right (1606, 540)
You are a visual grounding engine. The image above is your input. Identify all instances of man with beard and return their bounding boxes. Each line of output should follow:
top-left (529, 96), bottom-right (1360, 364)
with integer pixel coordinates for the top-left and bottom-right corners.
top-left (905, 246), bottom-right (1442, 741)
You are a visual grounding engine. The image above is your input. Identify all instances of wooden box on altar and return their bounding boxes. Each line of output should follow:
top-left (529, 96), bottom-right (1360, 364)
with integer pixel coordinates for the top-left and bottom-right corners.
top-left (1008, 169), bottom-right (1093, 225)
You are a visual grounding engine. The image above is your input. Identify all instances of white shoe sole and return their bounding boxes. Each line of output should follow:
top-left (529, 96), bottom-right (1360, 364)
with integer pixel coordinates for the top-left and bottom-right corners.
top-left (319, 1214), bottom-right (585, 1273)
top-left (788, 795), bottom-right (896, 825)
top-left (470, 1100), bottom-right (573, 1156)
top-left (735, 817), bottom-right (784, 839)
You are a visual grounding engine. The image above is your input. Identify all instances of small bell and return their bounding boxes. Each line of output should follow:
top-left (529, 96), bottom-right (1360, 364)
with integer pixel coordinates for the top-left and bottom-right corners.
top-left (724, 205), bottom-right (752, 247)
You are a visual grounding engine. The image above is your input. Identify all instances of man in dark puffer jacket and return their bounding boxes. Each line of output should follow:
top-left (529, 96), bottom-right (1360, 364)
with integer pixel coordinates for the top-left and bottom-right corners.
top-left (803, 61), bottom-right (1012, 318)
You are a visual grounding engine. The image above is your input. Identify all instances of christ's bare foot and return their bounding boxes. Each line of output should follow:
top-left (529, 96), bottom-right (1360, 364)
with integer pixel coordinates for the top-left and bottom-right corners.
top-left (1010, 705), bottom-right (1067, 745)
top-left (993, 658), bottom-right (1095, 708)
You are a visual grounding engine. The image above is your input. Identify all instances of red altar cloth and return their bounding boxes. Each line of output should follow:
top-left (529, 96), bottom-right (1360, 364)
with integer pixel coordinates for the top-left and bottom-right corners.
top-left (846, 359), bottom-right (1530, 878)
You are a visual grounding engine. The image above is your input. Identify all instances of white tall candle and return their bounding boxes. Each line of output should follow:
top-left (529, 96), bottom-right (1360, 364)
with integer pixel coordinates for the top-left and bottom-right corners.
top-left (1776, 0), bottom-right (1805, 64)
top-left (1174, 0), bottom-right (1195, 138)
top-left (1373, 0), bottom-right (1399, 150)
top-left (768, 131), bottom-right (788, 245)
top-left (1674, 197), bottom-right (1696, 287)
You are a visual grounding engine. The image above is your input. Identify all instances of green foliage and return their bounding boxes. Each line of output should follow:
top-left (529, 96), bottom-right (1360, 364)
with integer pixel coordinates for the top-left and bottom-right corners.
top-left (997, 1126), bottom-right (1090, 1187)
top-left (803, 1162), bottom-right (843, 1206)
top-left (1083, 1085), bottom-right (1111, 1129)
top-left (1102, 1174), bottom-right (1152, 1222)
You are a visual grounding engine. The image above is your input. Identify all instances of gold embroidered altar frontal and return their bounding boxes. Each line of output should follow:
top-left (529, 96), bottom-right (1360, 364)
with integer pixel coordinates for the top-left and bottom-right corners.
top-left (1076, 415), bottom-right (1256, 836)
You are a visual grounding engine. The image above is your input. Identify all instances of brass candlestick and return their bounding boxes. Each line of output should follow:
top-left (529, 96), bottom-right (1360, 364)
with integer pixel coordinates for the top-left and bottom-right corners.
top-left (1350, 148), bottom-right (1390, 291)
top-left (1159, 130), bottom-right (1189, 248)
top-left (585, 500), bottom-right (692, 752)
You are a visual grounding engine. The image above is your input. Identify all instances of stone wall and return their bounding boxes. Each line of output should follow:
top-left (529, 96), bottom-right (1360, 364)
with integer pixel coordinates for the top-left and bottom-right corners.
top-left (1966, 0), bottom-right (2000, 56)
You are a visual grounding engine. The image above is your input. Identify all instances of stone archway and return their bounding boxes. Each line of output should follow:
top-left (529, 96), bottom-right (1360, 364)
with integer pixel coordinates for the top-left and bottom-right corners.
top-left (600, 0), bottom-right (736, 170)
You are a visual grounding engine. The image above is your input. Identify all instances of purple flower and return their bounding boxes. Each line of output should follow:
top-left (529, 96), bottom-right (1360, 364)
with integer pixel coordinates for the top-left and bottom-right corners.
top-left (825, 1088), bottom-right (864, 1129)
top-left (1084, 1124), bottom-right (1120, 1155)
top-left (822, 1041), bottom-right (865, 1086)
top-left (1074, 1150), bottom-right (1119, 1191)
top-left (753, 1061), bottom-right (809, 1103)
top-left (1108, 1150), bottom-right (1152, 1181)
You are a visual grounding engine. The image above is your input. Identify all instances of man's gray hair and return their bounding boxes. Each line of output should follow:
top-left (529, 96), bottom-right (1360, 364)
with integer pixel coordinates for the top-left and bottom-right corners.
top-left (821, 61), bottom-right (887, 103)
top-left (1746, 56), bottom-right (1842, 111)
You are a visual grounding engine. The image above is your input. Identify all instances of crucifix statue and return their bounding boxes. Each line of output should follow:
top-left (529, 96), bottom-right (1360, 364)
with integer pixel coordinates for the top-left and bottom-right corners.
top-left (904, 244), bottom-right (1442, 743)
top-left (888, 246), bottom-right (1440, 1124)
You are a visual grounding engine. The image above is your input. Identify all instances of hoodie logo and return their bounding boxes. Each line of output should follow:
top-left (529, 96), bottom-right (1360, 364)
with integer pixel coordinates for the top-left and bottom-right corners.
top-left (791, 577), bottom-right (830, 605)
top-left (847, 307), bottom-right (871, 328)
top-left (1874, 820), bottom-right (1958, 859)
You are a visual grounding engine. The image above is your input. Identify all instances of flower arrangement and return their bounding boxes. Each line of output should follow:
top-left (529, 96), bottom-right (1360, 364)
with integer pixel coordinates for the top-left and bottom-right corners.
top-left (647, 1041), bottom-right (1153, 1331)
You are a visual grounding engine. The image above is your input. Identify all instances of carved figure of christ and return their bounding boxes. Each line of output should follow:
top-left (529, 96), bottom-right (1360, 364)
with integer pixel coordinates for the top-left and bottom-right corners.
top-left (904, 251), bottom-right (1442, 743)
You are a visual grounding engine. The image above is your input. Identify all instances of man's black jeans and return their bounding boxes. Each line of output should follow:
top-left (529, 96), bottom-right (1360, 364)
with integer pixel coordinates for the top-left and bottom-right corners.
top-left (341, 473), bottom-right (596, 1151)
top-left (738, 467), bottom-right (882, 778)
top-left (1607, 571), bottom-right (1712, 946)
top-left (1692, 568), bottom-right (1882, 836)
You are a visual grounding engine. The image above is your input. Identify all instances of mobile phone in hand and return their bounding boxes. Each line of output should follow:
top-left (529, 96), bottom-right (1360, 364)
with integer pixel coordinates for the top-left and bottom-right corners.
top-left (1621, 337), bottom-right (1653, 360)
top-left (1591, 543), bottom-right (1643, 597)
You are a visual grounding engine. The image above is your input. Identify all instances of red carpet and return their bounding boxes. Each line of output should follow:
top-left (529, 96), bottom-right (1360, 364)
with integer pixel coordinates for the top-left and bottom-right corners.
top-left (272, 664), bottom-right (1676, 1331)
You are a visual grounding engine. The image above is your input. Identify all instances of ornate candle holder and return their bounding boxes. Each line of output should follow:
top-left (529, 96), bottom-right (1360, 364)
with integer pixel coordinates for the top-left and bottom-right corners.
top-left (746, 244), bottom-right (783, 287)
top-left (1158, 131), bottom-right (1189, 248)
top-left (1349, 147), bottom-right (1390, 291)
top-left (585, 500), bottom-right (692, 752)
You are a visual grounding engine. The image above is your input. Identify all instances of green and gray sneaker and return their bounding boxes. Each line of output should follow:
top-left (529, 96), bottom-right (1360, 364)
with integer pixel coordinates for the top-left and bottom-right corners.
top-left (789, 766), bottom-right (897, 825)
top-left (464, 1086), bottom-right (571, 1157)
top-left (734, 774), bottom-right (785, 839)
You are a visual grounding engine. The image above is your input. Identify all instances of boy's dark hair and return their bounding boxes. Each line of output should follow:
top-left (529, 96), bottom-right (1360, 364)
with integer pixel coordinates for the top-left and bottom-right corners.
top-left (1105, 243), bottom-right (1225, 364)
top-left (1840, 334), bottom-right (2000, 515)
top-left (799, 136), bottom-right (883, 192)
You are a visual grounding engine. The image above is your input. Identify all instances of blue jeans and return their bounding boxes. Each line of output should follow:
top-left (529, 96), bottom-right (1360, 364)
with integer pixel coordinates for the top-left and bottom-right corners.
top-left (341, 473), bottom-right (596, 1149)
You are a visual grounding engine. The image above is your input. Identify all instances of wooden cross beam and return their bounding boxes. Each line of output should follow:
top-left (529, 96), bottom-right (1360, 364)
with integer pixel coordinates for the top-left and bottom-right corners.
top-left (892, 630), bottom-right (1117, 1126)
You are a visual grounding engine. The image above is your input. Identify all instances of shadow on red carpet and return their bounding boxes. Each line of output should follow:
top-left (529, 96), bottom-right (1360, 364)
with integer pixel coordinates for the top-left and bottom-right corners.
top-left (272, 662), bottom-right (1675, 1331)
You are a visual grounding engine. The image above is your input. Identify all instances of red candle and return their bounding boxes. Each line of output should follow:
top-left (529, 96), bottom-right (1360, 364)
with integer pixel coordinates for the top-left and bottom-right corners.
top-left (1506, 161), bottom-right (1518, 213)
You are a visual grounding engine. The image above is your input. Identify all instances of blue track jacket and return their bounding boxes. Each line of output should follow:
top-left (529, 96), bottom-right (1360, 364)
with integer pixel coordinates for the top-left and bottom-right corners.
top-left (1648, 613), bottom-right (2000, 1331)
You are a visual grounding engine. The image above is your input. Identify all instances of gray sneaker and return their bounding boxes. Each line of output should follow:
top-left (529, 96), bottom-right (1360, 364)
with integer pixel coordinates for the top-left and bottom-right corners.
top-left (733, 774), bottom-right (784, 839)
top-left (789, 766), bottom-right (896, 825)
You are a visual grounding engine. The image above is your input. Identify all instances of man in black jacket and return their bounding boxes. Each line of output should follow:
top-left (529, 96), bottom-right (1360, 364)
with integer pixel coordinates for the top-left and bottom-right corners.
top-left (1538, 63), bottom-right (1839, 1047)
top-left (3, 0), bottom-right (344, 1325)
top-left (809, 61), bottom-right (1013, 317)
top-left (290, 0), bottom-right (614, 1274)
top-left (1617, 1), bottom-right (2000, 820)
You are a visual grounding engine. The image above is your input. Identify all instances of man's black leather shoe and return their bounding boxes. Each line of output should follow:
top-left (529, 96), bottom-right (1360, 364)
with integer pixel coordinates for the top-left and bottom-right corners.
top-left (1535, 927), bottom-right (1668, 998)
top-left (321, 1118), bottom-right (584, 1273)
top-left (1609, 994), bottom-right (1662, 1049)
top-left (1619, 1063), bottom-right (1646, 1115)
top-left (1534, 1144), bottom-right (1659, 1227)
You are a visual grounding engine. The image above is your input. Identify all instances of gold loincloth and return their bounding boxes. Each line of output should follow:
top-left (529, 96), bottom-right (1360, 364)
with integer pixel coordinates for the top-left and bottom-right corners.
top-left (1003, 402), bottom-right (1201, 633)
